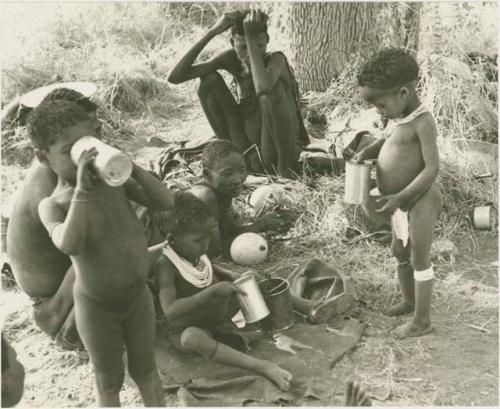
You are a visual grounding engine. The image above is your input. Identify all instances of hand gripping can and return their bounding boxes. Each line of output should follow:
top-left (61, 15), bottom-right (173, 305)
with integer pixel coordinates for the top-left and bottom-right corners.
top-left (233, 273), bottom-right (270, 324)
top-left (71, 136), bottom-right (133, 187)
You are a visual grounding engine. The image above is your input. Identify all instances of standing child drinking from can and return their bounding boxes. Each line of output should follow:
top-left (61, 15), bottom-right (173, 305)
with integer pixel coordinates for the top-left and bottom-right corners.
top-left (32, 100), bottom-right (175, 406)
top-left (353, 49), bottom-right (443, 339)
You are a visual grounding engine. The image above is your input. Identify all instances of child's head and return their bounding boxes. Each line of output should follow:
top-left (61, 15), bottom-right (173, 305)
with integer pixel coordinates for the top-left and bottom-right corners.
top-left (230, 10), bottom-right (269, 67)
top-left (27, 100), bottom-right (94, 182)
top-left (39, 87), bottom-right (101, 135)
top-left (201, 140), bottom-right (247, 198)
top-left (155, 192), bottom-right (214, 262)
top-left (357, 48), bottom-right (420, 119)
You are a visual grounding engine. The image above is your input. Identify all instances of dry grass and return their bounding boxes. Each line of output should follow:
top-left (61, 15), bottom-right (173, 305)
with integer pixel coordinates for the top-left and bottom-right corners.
top-left (0, 2), bottom-right (497, 407)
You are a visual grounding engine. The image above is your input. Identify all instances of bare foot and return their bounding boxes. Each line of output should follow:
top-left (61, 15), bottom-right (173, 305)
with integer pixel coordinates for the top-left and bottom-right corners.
top-left (345, 380), bottom-right (372, 406)
top-left (392, 319), bottom-right (433, 339)
top-left (259, 361), bottom-right (292, 391)
top-left (385, 300), bottom-right (414, 316)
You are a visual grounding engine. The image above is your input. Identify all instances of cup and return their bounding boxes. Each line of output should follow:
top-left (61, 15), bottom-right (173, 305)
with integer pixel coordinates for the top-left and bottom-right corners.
top-left (344, 160), bottom-right (372, 204)
top-left (233, 273), bottom-right (270, 324)
top-left (71, 136), bottom-right (133, 187)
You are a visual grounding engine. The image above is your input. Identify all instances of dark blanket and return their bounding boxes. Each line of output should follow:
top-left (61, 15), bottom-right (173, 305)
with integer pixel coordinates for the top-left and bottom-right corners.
top-left (155, 317), bottom-right (366, 406)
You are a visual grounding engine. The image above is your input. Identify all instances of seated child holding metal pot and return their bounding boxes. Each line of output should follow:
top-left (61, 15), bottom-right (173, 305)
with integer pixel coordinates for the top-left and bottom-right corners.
top-left (152, 191), bottom-right (293, 391)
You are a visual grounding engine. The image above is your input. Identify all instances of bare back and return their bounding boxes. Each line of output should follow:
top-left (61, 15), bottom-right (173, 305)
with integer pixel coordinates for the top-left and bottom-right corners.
top-left (7, 163), bottom-right (70, 297)
top-left (376, 112), bottom-right (434, 195)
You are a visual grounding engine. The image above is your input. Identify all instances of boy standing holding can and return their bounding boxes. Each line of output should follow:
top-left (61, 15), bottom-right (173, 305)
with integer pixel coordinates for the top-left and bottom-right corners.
top-left (353, 49), bottom-right (443, 339)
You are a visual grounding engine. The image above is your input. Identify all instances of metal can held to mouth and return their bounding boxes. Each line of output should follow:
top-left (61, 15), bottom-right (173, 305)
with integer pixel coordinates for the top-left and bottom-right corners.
top-left (70, 136), bottom-right (133, 187)
top-left (233, 273), bottom-right (270, 324)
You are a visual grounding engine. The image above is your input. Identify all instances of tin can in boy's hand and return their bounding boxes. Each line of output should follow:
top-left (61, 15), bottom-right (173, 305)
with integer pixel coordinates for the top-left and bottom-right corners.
top-left (71, 136), bottom-right (133, 187)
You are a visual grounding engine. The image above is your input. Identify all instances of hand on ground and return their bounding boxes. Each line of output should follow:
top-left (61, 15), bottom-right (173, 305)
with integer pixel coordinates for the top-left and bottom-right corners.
top-left (256, 211), bottom-right (293, 233)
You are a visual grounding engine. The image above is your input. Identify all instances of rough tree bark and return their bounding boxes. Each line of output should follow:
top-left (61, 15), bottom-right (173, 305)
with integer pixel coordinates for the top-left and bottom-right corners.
top-left (285, 2), bottom-right (382, 92)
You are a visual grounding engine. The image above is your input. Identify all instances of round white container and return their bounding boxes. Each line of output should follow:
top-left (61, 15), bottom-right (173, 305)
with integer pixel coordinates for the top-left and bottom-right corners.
top-left (344, 160), bottom-right (372, 204)
top-left (71, 136), bottom-right (132, 187)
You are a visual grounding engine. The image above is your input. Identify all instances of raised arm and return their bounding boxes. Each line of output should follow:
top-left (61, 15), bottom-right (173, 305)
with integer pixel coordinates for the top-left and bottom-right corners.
top-left (124, 163), bottom-right (175, 210)
top-left (167, 12), bottom-right (240, 84)
top-left (243, 10), bottom-right (286, 97)
top-left (38, 149), bottom-right (97, 255)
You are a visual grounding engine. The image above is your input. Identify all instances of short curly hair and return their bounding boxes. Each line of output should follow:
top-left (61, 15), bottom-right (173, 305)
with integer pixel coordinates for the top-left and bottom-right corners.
top-left (230, 9), bottom-right (269, 36)
top-left (152, 191), bottom-right (213, 237)
top-left (27, 100), bottom-right (90, 150)
top-left (201, 140), bottom-right (242, 171)
top-left (39, 88), bottom-right (98, 112)
top-left (357, 48), bottom-right (419, 89)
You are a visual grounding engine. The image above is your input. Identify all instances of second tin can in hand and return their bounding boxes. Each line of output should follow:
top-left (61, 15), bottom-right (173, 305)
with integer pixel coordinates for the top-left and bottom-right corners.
top-left (71, 136), bottom-right (133, 187)
top-left (344, 160), bottom-right (372, 205)
top-left (233, 273), bottom-right (270, 324)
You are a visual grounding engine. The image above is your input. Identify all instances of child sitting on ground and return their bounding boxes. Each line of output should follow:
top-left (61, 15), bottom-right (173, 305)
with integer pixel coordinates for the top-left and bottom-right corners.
top-left (190, 139), bottom-right (293, 256)
top-left (33, 100), bottom-right (175, 406)
top-left (168, 9), bottom-right (309, 179)
top-left (353, 49), bottom-right (443, 338)
top-left (153, 191), bottom-right (292, 391)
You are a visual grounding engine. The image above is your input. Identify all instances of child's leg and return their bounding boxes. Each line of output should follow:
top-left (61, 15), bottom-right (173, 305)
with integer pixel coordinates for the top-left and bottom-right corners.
top-left (73, 289), bottom-right (125, 407)
top-left (123, 286), bottom-right (164, 407)
top-left (197, 72), bottom-right (249, 151)
top-left (33, 265), bottom-right (80, 347)
top-left (178, 326), bottom-right (292, 391)
top-left (259, 80), bottom-right (300, 178)
top-left (385, 236), bottom-right (414, 316)
top-left (394, 185), bottom-right (442, 338)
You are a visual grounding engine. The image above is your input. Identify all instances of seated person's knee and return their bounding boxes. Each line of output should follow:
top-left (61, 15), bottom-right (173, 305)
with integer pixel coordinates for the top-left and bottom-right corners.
top-left (33, 299), bottom-right (68, 337)
top-left (180, 327), bottom-right (216, 358)
top-left (94, 369), bottom-right (124, 395)
top-left (198, 72), bottom-right (223, 96)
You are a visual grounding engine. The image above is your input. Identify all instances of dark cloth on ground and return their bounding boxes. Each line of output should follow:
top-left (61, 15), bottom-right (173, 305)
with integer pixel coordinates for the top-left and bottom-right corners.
top-left (155, 317), bottom-right (366, 406)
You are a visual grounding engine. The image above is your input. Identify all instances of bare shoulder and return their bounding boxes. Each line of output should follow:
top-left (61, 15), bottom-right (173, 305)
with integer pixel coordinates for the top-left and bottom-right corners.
top-left (156, 254), bottom-right (177, 287)
top-left (414, 112), bottom-right (438, 139)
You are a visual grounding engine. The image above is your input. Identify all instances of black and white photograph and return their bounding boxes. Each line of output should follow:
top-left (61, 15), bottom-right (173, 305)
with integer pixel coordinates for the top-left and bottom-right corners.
top-left (0, 1), bottom-right (498, 407)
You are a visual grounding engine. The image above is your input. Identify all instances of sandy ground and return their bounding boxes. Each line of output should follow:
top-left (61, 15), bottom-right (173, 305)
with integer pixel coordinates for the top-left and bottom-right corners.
top-left (1, 226), bottom-right (497, 407)
top-left (1, 109), bottom-right (497, 407)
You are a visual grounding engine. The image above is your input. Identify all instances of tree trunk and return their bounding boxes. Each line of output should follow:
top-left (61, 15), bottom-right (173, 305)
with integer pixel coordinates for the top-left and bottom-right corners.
top-left (285, 2), bottom-right (382, 92)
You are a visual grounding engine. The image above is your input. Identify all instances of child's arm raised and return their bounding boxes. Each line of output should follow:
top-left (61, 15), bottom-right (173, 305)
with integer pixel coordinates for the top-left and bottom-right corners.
top-left (243, 10), bottom-right (286, 97)
top-left (124, 163), bottom-right (175, 210)
top-left (377, 115), bottom-right (439, 214)
top-left (158, 256), bottom-right (244, 324)
top-left (167, 12), bottom-right (240, 84)
top-left (38, 149), bottom-right (97, 255)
